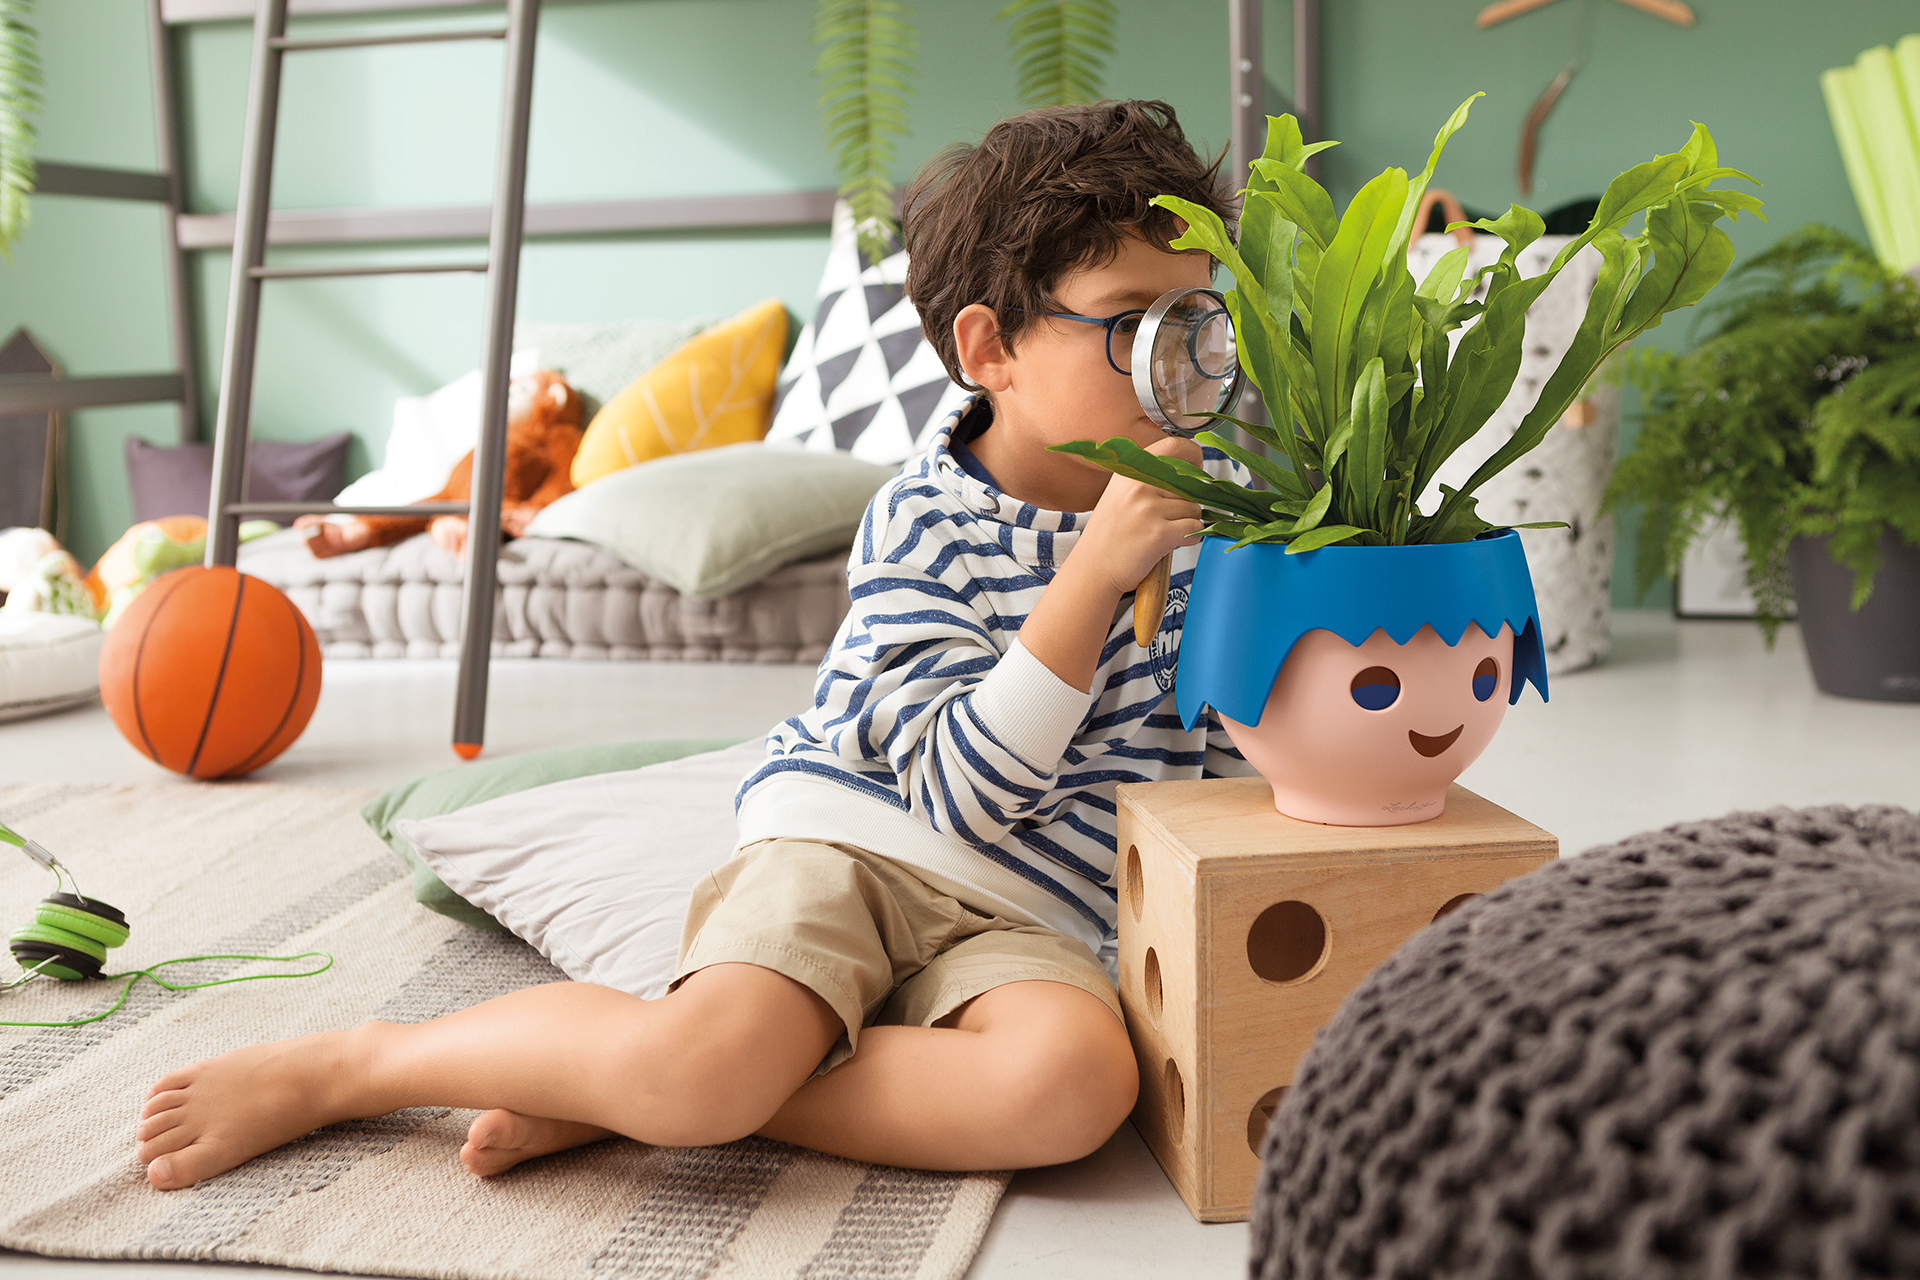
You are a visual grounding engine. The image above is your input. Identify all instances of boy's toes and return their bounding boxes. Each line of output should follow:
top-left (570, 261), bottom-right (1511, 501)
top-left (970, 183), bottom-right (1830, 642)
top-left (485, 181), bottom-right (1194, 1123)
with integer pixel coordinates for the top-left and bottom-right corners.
top-left (136, 1125), bottom-right (198, 1164)
top-left (146, 1148), bottom-right (204, 1191)
top-left (145, 1075), bottom-right (192, 1101)
top-left (458, 1109), bottom-right (612, 1179)
top-left (136, 1107), bottom-right (187, 1141)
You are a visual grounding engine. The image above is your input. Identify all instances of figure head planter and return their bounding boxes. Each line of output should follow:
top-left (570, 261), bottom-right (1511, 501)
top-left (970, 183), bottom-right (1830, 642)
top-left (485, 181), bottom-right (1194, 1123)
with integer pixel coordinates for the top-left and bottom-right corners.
top-left (1176, 531), bottom-right (1548, 825)
top-left (1051, 100), bottom-right (1756, 826)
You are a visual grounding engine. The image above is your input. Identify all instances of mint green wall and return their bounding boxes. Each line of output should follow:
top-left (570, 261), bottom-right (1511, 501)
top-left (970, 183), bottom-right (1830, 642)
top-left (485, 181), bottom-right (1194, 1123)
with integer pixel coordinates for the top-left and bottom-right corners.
top-left (1, 0), bottom-right (1911, 606)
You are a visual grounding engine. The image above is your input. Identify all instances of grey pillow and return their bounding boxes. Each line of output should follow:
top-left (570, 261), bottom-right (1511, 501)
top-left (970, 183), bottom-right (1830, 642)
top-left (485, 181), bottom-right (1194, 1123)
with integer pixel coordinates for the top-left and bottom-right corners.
top-left (526, 441), bottom-right (895, 598)
top-left (125, 433), bottom-right (351, 523)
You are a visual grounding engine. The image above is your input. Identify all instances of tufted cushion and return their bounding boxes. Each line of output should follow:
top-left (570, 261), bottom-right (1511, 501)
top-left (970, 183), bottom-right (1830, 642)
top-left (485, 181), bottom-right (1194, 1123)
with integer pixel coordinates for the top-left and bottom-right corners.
top-left (1252, 804), bottom-right (1920, 1280)
top-left (0, 612), bottom-right (102, 722)
top-left (238, 528), bottom-right (850, 663)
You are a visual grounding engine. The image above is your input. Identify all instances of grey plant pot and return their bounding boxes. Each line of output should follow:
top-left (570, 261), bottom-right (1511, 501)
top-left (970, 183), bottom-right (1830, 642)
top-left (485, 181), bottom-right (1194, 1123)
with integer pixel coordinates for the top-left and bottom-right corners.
top-left (1787, 533), bottom-right (1920, 702)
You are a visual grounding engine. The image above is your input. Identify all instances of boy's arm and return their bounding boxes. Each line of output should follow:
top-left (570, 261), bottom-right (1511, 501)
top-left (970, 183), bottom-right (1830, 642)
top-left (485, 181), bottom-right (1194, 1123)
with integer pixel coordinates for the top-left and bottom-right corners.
top-left (1019, 436), bottom-right (1205, 694)
top-left (813, 439), bottom-right (1203, 848)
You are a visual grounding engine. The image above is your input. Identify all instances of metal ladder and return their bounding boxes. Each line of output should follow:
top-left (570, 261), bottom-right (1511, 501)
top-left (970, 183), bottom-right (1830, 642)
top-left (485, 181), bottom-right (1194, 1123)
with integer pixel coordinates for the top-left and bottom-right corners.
top-left (205, 0), bottom-right (541, 760)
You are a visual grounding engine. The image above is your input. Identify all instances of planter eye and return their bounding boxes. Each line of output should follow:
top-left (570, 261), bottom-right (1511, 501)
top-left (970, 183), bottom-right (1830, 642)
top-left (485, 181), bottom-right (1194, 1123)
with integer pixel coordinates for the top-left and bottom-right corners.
top-left (1473, 657), bottom-right (1499, 702)
top-left (1349, 667), bottom-right (1401, 711)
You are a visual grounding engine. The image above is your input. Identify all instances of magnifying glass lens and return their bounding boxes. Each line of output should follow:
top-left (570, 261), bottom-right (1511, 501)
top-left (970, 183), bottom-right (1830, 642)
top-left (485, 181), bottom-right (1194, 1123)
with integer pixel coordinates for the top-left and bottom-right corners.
top-left (1148, 295), bottom-right (1238, 422)
top-left (1189, 307), bottom-right (1235, 380)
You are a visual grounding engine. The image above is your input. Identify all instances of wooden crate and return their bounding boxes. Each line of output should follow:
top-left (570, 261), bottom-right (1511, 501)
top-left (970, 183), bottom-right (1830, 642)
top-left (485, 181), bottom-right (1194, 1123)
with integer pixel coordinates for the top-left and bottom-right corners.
top-left (1115, 777), bottom-right (1557, 1223)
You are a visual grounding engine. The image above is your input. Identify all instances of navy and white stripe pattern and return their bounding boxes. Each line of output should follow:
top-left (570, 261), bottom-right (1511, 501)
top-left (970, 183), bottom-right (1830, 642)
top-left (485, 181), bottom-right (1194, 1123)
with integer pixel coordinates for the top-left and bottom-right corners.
top-left (737, 398), bottom-right (1253, 943)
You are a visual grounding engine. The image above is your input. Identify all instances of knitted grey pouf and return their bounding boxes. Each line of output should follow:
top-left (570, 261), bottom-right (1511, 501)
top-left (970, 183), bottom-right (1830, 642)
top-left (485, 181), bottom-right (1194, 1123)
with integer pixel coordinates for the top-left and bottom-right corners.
top-left (1251, 805), bottom-right (1920, 1280)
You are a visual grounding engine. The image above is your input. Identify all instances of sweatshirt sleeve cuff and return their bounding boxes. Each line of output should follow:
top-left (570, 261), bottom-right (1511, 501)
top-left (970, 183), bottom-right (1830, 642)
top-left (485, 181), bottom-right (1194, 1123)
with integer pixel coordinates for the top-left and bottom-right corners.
top-left (967, 639), bottom-right (1097, 772)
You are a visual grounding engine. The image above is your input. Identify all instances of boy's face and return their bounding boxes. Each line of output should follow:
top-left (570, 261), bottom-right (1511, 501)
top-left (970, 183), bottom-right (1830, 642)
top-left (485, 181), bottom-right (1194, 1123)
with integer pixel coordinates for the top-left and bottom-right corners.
top-left (955, 232), bottom-right (1213, 510)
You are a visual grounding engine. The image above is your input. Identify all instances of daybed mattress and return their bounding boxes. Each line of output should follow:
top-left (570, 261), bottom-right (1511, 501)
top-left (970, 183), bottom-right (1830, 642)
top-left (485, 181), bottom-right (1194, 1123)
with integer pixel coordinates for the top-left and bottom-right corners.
top-left (238, 529), bottom-right (850, 663)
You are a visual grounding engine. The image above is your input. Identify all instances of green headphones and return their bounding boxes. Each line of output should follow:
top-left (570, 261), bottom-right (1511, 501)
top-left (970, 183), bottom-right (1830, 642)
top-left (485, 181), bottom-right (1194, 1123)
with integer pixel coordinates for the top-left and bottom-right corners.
top-left (9, 892), bottom-right (132, 982)
top-left (3, 815), bottom-right (331, 1026)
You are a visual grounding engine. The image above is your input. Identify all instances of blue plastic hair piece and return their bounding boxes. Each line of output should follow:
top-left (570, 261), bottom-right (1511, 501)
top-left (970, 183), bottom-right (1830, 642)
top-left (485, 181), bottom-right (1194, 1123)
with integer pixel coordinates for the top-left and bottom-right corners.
top-left (1173, 528), bottom-right (1549, 730)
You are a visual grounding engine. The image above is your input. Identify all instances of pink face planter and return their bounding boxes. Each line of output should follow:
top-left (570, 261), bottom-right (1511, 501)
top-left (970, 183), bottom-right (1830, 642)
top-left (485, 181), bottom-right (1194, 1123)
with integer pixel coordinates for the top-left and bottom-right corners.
top-left (1173, 530), bottom-right (1548, 827)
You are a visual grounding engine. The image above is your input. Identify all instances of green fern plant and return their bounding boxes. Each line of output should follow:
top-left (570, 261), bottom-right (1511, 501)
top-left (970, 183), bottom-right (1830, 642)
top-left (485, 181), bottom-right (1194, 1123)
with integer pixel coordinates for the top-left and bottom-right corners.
top-left (814, 0), bottom-right (917, 267)
top-left (1607, 225), bottom-right (1920, 636)
top-left (1054, 100), bottom-right (1760, 555)
top-left (998, 0), bottom-right (1116, 108)
top-left (0, 0), bottom-right (39, 260)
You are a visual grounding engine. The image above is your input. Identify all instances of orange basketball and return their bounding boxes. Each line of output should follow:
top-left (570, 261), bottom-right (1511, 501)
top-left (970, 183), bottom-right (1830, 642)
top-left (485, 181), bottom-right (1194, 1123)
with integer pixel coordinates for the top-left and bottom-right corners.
top-left (99, 567), bottom-right (323, 780)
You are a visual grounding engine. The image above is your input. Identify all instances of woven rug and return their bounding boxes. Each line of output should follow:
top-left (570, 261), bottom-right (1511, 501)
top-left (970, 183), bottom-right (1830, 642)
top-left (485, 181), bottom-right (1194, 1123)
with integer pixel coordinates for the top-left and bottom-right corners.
top-left (0, 782), bottom-right (1007, 1280)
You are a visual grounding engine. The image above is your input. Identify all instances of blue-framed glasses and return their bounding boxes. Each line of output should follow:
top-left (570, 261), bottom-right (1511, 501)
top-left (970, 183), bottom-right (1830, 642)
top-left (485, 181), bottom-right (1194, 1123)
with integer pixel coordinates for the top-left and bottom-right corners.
top-left (1014, 307), bottom-right (1147, 376)
top-left (1007, 288), bottom-right (1242, 434)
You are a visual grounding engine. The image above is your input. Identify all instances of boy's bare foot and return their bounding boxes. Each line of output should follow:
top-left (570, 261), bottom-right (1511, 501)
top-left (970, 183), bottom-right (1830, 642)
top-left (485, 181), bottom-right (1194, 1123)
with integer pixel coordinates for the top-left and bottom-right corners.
top-left (294, 514), bottom-right (373, 560)
top-left (460, 1108), bottom-right (613, 1177)
top-left (136, 1030), bottom-right (368, 1191)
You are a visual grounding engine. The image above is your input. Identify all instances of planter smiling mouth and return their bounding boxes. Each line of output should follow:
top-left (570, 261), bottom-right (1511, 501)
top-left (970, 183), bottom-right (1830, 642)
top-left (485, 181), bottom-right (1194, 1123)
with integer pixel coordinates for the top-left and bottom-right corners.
top-left (1175, 530), bottom-right (1549, 827)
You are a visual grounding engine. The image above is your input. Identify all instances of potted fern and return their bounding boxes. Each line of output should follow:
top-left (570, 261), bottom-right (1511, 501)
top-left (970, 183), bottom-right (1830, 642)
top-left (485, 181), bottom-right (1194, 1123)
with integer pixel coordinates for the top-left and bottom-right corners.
top-left (1608, 225), bottom-right (1920, 702)
top-left (1056, 97), bottom-right (1760, 825)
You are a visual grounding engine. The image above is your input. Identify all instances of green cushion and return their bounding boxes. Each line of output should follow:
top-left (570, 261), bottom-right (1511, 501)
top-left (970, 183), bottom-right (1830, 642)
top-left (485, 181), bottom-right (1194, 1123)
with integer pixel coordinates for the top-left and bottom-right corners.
top-left (362, 737), bottom-right (745, 930)
top-left (524, 441), bottom-right (896, 598)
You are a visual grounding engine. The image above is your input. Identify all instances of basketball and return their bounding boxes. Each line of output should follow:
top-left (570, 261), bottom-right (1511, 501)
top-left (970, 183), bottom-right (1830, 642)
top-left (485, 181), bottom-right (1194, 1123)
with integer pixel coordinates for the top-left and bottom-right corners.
top-left (98, 567), bottom-right (323, 780)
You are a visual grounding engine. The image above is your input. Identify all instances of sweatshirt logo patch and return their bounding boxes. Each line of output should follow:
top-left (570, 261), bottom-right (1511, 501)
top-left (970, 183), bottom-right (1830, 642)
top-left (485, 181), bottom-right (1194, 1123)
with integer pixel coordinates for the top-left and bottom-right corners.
top-left (1149, 585), bottom-right (1186, 693)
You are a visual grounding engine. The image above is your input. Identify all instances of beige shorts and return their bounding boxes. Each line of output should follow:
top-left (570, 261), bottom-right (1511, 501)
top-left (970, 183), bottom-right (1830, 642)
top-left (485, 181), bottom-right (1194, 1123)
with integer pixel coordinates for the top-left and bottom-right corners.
top-left (675, 837), bottom-right (1123, 1073)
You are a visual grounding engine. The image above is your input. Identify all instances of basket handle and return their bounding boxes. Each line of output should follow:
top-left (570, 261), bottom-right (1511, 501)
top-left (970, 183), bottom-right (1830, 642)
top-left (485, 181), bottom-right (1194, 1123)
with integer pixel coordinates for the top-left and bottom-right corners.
top-left (1412, 188), bottom-right (1474, 247)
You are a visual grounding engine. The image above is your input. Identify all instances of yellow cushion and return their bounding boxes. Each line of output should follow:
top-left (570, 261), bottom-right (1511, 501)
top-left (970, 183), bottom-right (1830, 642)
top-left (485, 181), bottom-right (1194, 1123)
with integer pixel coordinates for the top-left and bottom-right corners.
top-left (570, 298), bottom-right (789, 487)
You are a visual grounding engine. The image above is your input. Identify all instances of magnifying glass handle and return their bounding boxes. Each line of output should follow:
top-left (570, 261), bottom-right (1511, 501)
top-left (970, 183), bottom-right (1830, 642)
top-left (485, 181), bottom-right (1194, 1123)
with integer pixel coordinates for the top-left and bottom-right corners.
top-left (1133, 554), bottom-right (1172, 648)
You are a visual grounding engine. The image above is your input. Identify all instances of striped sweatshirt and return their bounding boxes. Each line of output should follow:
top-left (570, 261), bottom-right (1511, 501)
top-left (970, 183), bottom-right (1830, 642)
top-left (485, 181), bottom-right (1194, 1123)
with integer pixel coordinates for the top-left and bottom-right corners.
top-left (735, 398), bottom-right (1255, 956)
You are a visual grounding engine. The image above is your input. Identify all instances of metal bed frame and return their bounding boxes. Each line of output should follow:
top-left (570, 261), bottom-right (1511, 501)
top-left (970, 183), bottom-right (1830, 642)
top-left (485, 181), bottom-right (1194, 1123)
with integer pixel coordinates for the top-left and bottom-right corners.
top-left (2, 0), bottom-right (1318, 759)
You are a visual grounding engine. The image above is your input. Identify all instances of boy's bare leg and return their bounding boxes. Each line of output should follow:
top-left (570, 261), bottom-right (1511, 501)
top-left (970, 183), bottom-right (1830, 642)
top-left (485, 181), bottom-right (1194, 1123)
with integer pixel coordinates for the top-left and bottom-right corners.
top-left (135, 963), bottom-right (839, 1190)
top-left (761, 979), bottom-right (1138, 1169)
top-left (471, 979), bottom-right (1139, 1176)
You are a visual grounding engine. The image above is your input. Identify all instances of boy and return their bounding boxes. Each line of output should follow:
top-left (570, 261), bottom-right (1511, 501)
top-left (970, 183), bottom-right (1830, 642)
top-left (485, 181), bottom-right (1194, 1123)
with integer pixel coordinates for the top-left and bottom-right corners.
top-left (134, 99), bottom-right (1252, 1189)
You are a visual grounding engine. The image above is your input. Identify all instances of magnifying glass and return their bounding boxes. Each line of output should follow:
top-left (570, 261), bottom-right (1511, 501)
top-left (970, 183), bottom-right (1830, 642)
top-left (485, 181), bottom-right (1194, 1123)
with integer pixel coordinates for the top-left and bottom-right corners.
top-left (1128, 287), bottom-right (1244, 647)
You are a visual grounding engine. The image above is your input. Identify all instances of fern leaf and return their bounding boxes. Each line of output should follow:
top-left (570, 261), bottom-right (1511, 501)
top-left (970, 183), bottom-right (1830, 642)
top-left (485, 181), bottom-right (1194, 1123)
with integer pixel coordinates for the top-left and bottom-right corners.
top-left (997, 0), bottom-right (1117, 109)
top-left (0, 0), bottom-right (39, 260)
top-left (814, 0), bottom-right (917, 267)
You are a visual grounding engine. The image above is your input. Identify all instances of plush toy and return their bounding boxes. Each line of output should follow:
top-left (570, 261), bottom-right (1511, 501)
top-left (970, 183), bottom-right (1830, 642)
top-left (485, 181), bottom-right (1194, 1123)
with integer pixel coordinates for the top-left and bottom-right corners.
top-left (299, 369), bottom-right (583, 559)
top-left (0, 527), bottom-right (98, 621)
top-left (85, 515), bottom-right (278, 628)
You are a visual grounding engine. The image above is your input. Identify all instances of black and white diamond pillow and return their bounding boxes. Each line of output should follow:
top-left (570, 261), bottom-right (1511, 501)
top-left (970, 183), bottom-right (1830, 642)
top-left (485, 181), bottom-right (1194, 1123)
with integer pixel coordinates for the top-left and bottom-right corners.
top-left (766, 200), bottom-right (972, 464)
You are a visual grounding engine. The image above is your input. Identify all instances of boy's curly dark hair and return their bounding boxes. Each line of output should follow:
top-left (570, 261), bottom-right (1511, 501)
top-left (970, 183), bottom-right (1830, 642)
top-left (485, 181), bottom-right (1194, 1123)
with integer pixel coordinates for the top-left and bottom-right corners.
top-left (901, 100), bottom-right (1231, 391)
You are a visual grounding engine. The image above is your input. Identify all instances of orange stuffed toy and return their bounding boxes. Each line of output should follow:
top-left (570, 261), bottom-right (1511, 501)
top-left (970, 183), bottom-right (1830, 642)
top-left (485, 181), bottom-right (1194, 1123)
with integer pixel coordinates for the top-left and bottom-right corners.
top-left (300, 370), bottom-right (584, 559)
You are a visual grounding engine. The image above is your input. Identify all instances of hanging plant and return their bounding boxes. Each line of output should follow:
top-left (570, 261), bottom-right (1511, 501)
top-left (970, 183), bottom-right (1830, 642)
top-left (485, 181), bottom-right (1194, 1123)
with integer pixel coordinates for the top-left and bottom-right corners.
top-left (998, 0), bottom-right (1116, 109)
top-left (814, 0), bottom-right (917, 267)
top-left (0, 0), bottom-right (39, 260)
top-left (813, 0), bottom-right (1118, 267)
top-left (1054, 97), bottom-right (1763, 553)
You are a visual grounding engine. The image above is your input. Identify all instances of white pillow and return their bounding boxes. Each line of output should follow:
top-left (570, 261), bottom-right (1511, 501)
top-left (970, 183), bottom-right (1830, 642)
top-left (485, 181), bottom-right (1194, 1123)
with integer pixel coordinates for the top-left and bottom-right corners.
top-left (395, 740), bottom-right (761, 998)
top-left (333, 350), bottom-right (540, 507)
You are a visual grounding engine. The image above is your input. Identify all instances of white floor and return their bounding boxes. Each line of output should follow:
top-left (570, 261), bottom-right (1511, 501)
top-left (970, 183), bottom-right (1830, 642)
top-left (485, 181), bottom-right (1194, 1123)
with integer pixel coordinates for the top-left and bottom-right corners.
top-left (3, 610), bottom-right (1918, 1279)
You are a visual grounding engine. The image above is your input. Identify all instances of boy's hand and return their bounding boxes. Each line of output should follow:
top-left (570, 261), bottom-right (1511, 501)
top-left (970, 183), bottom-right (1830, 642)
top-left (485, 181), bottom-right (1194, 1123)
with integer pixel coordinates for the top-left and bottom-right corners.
top-left (1075, 436), bottom-right (1206, 596)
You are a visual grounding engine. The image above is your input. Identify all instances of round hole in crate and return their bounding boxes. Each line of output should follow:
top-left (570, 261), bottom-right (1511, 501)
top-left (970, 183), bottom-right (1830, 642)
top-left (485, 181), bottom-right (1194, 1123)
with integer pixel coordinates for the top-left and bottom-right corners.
top-left (1433, 893), bottom-right (1480, 923)
top-left (1246, 901), bottom-right (1328, 984)
top-left (1247, 1086), bottom-right (1287, 1154)
top-left (1163, 1059), bottom-right (1186, 1144)
top-left (1125, 845), bottom-right (1145, 921)
top-left (1144, 946), bottom-right (1163, 1022)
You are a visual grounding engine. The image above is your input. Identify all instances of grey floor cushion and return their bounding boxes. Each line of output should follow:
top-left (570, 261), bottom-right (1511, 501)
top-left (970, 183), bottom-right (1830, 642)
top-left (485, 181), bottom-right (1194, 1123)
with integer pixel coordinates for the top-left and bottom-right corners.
top-left (239, 528), bottom-right (850, 662)
top-left (1252, 803), bottom-right (1920, 1280)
